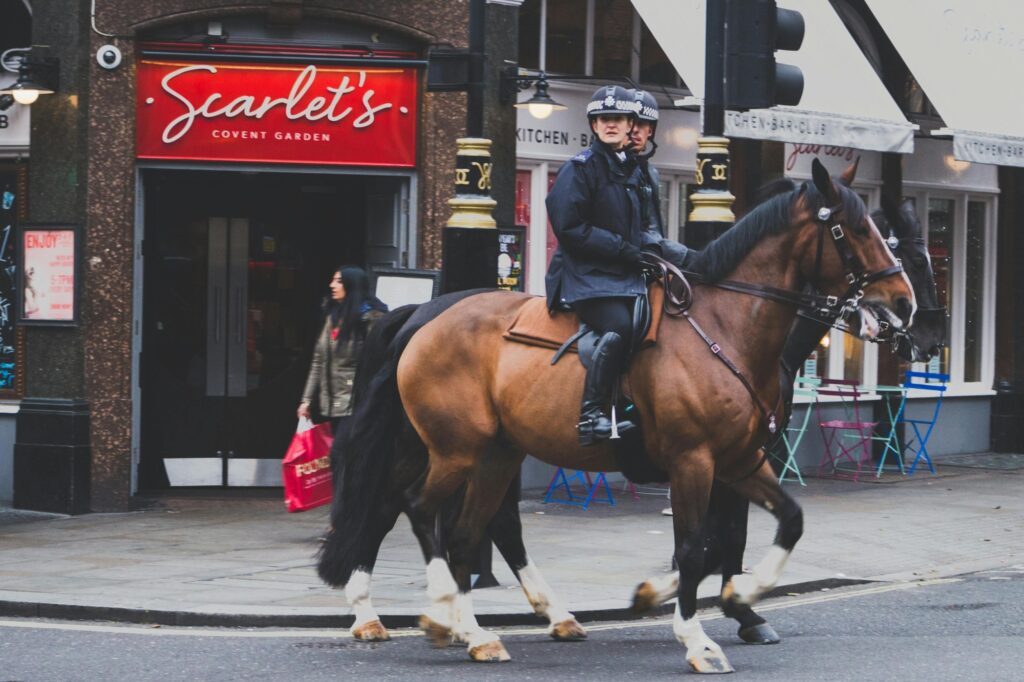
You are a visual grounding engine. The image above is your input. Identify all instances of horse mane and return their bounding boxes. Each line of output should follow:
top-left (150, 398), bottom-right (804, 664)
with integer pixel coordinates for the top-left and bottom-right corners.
top-left (690, 177), bottom-right (867, 282)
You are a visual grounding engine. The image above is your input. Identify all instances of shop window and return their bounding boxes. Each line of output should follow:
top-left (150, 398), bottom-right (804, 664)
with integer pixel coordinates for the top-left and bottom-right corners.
top-left (963, 200), bottom-right (987, 383)
top-left (547, 0), bottom-right (587, 74)
top-left (592, 0), bottom-right (633, 79)
top-left (926, 197), bottom-right (954, 378)
top-left (546, 171), bottom-right (559, 265)
top-left (515, 169), bottom-right (532, 229)
top-left (518, 0), bottom-right (541, 70)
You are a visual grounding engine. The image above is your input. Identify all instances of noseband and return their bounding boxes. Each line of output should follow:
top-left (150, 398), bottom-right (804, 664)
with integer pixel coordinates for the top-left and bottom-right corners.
top-left (811, 202), bottom-right (905, 321)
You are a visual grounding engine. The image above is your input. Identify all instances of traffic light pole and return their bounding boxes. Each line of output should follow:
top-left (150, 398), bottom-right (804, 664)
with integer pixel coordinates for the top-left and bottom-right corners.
top-left (686, 0), bottom-right (735, 250)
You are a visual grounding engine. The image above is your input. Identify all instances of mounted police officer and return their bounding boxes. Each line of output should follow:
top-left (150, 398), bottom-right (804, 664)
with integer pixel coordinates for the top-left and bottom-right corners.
top-left (545, 85), bottom-right (656, 447)
top-left (629, 89), bottom-right (665, 237)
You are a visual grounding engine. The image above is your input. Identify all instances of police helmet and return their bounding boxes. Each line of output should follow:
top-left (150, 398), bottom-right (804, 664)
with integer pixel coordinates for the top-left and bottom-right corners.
top-left (631, 89), bottom-right (659, 124)
top-left (586, 85), bottom-right (640, 120)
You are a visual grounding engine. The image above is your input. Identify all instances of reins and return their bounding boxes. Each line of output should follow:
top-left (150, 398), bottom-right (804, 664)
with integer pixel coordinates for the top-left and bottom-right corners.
top-left (637, 195), bottom-right (906, 448)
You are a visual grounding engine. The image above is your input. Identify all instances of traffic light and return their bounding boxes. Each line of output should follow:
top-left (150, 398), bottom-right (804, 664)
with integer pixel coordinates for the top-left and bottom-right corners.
top-left (725, 0), bottom-right (805, 110)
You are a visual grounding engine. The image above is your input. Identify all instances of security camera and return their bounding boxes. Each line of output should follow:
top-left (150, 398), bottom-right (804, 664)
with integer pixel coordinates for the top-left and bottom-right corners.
top-left (96, 45), bottom-right (122, 70)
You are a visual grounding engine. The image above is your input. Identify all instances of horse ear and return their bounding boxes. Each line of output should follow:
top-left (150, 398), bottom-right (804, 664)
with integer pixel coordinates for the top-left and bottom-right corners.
top-left (898, 199), bottom-right (920, 235)
top-left (839, 157), bottom-right (860, 186)
top-left (811, 158), bottom-right (835, 200)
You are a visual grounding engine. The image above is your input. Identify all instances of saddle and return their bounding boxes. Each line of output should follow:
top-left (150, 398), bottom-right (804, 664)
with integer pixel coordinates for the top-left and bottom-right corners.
top-left (503, 283), bottom-right (665, 368)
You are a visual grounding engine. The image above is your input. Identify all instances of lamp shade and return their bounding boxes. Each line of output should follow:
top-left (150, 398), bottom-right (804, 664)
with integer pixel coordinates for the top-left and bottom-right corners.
top-left (514, 78), bottom-right (566, 120)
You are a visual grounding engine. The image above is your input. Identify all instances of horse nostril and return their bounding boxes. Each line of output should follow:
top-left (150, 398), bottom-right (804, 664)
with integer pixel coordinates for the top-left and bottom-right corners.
top-left (895, 297), bottom-right (913, 326)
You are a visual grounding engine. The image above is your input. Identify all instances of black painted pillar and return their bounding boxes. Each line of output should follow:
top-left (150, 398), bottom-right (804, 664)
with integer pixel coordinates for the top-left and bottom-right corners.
top-left (14, 399), bottom-right (90, 514)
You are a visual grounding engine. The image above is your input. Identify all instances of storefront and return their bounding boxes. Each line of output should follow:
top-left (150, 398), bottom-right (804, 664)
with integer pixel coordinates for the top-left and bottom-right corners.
top-left (132, 33), bottom-right (420, 488)
top-left (13, 2), bottom-right (517, 512)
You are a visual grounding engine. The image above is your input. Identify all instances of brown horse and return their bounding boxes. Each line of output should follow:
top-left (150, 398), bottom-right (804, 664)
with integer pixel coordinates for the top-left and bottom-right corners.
top-left (389, 160), bottom-right (913, 672)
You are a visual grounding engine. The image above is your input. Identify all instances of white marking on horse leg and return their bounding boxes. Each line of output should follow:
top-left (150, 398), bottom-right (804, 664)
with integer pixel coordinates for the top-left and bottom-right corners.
top-left (451, 592), bottom-right (500, 650)
top-left (422, 558), bottom-right (458, 628)
top-left (518, 559), bottom-right (574, 625)
top-left (731, 545), bottom-right (791, 605)
top-left (673, 602), bottom-right (729, 671)
top-left (344, 570), bottom-right (379, 629)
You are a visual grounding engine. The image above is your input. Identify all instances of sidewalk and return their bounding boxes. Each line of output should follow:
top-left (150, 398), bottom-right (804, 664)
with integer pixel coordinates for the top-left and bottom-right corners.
top-left (0, 464), bottom-right (1021, 627)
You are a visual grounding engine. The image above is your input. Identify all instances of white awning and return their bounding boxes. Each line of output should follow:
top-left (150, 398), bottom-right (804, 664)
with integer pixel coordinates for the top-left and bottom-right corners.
top-left (631, 0), bottom-right (916, 153)
top-left (865, 0), bottom-right (1024, 167)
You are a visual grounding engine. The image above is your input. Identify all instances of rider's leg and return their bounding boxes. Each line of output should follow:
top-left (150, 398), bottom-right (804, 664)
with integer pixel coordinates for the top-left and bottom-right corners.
top-left (572, 296), bottom-right (636, 446)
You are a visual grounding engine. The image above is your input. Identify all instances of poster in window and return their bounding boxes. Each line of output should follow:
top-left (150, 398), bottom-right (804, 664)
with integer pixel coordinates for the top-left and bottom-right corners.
top-left (0, 179), bottom-right (18, 390)
top-left (497, 226), bottom-right (526, 292)
top-left (17, 224), bottom-right (80, 326)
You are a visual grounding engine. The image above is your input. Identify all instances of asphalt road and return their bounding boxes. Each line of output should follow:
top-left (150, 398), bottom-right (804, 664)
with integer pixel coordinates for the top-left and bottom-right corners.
top-left (2, 569), bottom-right (1021, 682)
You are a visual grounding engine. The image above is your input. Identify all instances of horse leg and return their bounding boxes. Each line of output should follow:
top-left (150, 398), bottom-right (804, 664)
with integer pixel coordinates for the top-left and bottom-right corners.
top-left (405, 461), bottom-right (470, 649)
top-left (486, 480), bottom-right (586, 641)
top-left (444, 454), bottom-right (523, 662)
top-left (669, 452), bottom-right (733, 674)
top-left (714, 482), bottom-right (780, 644)
top-left (344, 499), bottom-right (403, 642)
top-left (720, 462), bottom-right (804, 612)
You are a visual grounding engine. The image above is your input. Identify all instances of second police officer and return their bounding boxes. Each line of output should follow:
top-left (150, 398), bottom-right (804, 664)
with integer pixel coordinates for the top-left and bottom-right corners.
top-left (545, 85), bottom-right (684, 447)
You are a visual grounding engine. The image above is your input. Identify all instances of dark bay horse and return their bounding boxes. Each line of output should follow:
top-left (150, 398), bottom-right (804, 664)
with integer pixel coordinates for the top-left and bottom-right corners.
top-left (630, 194), bottom-right (947, 628)
top-left (320, 159), bottom-right (915, 672)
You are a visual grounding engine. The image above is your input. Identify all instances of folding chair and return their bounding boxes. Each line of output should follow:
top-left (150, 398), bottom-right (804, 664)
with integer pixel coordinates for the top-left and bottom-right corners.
top-left (771, 376), bottom-right (820, 485)
top-left (899, 371), bottom-right (949, 475)
top-left (815, 378), bottom-right (877, 482)
top-left (543, 468), bottom-right (615, 510)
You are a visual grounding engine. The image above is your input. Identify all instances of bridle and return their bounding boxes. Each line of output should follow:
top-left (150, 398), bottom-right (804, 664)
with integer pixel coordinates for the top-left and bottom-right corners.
top-left (639, 188), bottom-right (907, 446)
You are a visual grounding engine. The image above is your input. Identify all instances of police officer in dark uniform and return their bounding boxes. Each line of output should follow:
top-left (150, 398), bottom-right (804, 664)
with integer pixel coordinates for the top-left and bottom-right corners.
top-left (629, 89), bottom-right (665, 237)
top-left (545, 85), bottom-right (659, 447)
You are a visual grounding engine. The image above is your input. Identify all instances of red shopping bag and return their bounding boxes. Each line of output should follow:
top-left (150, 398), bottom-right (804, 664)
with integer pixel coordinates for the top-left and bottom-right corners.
top-left (282, 419), bottom-right (334, 512)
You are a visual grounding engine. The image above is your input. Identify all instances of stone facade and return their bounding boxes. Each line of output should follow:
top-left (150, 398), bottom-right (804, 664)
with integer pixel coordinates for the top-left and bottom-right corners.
top-left (19, 0), bottom-right (518, 511)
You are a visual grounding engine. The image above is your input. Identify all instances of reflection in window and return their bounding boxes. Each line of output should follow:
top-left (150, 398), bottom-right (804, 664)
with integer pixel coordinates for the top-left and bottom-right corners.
top-left (964, 201), bottom-right (986, 382)
top-left (658, 180), bottom-right (670, 236)
top-left (801, 331), bottom-right (830, 380)
top-left (676, 184), bottom-right (691, 243)
top-left (547, 0), bottom-right (587, 74)
top-left (592, 0), bottom-right (633, 78)
top-left (843, 335), bottom-right (864, 383)
top-left (927, 198), bottom-right (954, 377)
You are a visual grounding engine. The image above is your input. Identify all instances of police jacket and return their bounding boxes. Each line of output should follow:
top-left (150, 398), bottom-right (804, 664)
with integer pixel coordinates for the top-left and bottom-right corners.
top-left (544, 140), bottom-right (661, 310)
top-left (637, 153), bottom-right (664, 237)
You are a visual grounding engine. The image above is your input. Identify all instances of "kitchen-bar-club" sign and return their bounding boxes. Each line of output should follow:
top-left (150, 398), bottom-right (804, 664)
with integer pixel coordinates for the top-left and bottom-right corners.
top-left (136, 59), bottom-right (418, 167)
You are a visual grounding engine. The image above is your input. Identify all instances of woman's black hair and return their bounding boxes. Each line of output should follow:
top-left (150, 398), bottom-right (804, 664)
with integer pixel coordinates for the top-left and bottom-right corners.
top-left (327, 266), bottom-right (388, 345)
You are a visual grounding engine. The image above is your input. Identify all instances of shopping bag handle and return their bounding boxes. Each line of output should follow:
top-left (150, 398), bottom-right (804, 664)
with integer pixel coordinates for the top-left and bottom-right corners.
top-left (296, 417), bottom-right (315, 433)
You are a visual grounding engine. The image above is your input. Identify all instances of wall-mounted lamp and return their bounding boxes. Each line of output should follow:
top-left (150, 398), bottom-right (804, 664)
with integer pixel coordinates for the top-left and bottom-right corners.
top-left (500, 67), bottom-right (567, 120)
top-left (0, 48), bottom-right (59, 106)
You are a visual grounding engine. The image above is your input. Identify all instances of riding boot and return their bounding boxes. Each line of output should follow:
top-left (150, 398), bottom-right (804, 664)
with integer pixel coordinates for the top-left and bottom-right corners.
top-left (578, 331), bottom-right (636, 447)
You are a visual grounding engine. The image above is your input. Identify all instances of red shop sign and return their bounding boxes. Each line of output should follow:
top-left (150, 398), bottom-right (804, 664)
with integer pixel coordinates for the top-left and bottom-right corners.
top-left (136, 59), bottom-right (418, 167)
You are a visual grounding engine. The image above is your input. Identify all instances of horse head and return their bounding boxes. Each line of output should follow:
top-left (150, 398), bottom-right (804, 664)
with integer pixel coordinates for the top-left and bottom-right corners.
top-left (802, 158), bottom-right (916, 340)
top-left (871, 197), bottom-right (947, 362)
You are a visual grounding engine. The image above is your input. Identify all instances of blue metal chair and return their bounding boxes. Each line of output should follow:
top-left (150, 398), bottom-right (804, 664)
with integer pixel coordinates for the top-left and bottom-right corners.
top-left (543, 468), bottom-right (616, 510)
top-left (899, 371), bottom-right (949, 475)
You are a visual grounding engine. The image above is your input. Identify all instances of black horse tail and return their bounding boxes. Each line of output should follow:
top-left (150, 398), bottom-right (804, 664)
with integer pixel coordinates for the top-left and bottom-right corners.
top-left (317, 289), bottom-right (491, 587)
top-left (317, 303), bottom-right (419, 587)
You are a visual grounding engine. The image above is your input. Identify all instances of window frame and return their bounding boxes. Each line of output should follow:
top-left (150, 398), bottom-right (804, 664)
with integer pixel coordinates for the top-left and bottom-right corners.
top-left (901, 186), bottom-right (997, 396)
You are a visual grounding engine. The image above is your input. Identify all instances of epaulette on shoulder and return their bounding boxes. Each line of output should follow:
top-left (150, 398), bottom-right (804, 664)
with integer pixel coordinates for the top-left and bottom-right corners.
top-left (570, 148), bottom-right (593, 164)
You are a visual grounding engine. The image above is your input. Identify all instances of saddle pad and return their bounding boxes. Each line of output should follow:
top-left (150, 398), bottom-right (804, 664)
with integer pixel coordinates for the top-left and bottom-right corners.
top-left (504, 284), bottom-right (664, 352)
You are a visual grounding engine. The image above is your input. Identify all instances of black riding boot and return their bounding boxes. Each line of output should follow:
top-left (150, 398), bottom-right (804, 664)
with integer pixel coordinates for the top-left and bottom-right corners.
top-left (578, 332), bottom-right (636, 447)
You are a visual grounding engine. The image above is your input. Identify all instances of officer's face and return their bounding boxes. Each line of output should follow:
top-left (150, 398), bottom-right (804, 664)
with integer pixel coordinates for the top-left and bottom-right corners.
top-left (630, 121), bottom-right (654, 151)
top-left (591, 115), bottom-right (632, 149)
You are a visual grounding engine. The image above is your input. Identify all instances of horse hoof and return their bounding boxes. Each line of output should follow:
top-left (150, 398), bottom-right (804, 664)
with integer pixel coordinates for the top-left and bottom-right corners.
top-left (687, 649), bottom-right (734, 674)
top-left (549, 618), bottom-right (588, 641)
top-left (633, 581), bottom-right (660, 614)
top-left (351, 619), bottom-right (390, 642)
top-left (418, 615), bottom-right (453, 648)
top-left (738, 622), bottom-right (780, 645)
top-left (468, 640), bottom-right (511, 662)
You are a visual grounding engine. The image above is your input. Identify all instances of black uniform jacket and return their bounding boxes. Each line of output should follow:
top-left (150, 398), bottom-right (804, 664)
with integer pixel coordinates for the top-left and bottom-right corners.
top-left (544, 140), bottom-right (660, 310)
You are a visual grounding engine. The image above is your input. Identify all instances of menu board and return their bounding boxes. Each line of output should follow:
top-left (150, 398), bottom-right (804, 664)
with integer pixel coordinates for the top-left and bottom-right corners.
top-left (19, 225), bottom-right (79, 325)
